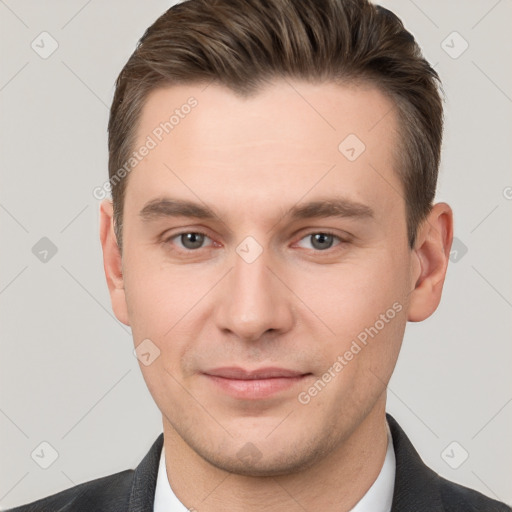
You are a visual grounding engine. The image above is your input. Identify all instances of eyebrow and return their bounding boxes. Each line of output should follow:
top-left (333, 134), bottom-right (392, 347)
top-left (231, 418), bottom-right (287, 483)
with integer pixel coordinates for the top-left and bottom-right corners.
top-left (139, 196), bottom-right (374, 223)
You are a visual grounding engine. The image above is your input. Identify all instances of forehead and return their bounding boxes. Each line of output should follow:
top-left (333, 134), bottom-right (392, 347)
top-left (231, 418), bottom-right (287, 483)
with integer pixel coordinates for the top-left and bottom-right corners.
top-left (137, 79), bottom-right (398, 153)
top-left (126, 79), bottom-right (403, 225)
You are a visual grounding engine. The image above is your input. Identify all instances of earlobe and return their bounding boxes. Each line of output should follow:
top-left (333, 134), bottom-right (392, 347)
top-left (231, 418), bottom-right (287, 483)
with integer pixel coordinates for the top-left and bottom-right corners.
top-left (99, 199), bottom-right (130, 326)
top-left (407, 202), bottom-right (453, 322)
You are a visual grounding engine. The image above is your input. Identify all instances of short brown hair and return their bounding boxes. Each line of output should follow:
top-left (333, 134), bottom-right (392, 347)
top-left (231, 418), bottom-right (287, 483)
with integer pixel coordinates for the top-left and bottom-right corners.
top-left (108, 0), bottom-right (443, 250)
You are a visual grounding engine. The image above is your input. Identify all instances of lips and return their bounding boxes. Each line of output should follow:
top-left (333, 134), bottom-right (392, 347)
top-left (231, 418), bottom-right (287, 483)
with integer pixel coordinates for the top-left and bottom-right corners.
top-left (205, 367), bottom-right (306, 379)
top-left (202, 367), bottom-right (311, 399)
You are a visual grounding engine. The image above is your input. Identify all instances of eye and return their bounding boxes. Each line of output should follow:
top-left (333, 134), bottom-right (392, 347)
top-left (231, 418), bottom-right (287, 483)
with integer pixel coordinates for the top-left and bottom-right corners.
top-left (165, 231), bottom-right (214, 251)
top-left (296, 231), bottom-right (344, 251)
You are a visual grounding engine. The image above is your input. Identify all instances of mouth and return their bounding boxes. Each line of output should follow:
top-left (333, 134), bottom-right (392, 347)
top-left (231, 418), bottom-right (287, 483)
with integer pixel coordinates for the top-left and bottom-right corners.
top-left (202, 367), bottom-right (312, 400)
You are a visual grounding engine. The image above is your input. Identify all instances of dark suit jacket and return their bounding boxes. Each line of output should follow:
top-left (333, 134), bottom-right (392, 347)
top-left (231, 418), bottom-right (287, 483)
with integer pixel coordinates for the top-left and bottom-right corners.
top-left (6, 414), bottom-right (510, 511)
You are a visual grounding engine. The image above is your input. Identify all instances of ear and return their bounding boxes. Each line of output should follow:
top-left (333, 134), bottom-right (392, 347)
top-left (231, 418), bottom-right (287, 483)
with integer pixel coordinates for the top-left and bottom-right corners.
top-left (407, 202), bottom-right (453, 322)
top-left (99, 199), bottom-right (130, 326)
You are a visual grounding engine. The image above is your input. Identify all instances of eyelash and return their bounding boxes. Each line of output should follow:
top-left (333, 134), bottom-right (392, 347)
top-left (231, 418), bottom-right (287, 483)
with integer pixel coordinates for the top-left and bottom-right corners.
top-left (162, 230), bottom-right (348, 254)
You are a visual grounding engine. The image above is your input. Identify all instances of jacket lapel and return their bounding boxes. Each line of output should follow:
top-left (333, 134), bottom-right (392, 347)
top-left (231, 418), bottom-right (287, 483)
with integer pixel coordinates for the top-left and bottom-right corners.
top-left (387, 414), bottom-right (444, 511)
top-left (128, 433), bottom-right (164, 512)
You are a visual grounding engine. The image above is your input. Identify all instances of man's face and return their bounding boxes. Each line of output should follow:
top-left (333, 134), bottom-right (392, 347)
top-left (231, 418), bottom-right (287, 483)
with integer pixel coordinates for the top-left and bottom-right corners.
top-left (114, 80), bottom-right (416, 474)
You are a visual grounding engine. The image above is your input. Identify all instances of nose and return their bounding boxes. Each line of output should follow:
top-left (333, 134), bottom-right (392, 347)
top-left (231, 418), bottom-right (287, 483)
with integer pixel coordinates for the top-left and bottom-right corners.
top-left (213, 244), bottom-right (294, 342)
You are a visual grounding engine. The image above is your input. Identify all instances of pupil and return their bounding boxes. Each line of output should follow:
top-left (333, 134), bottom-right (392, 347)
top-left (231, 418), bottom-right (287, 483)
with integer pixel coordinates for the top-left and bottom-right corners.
top-left (312, 233), bottom-right (333, 250)
top-left (182, 232), bottom-right (204, 249)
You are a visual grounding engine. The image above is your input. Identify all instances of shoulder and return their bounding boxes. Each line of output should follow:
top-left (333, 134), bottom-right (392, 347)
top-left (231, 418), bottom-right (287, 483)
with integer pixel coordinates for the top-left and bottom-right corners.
top-left (386, 413), bottom-right (511, 511)
top-left (5, 434), bottom-right (164, 512)
top-left (5, 469), bottom-right (134, 512)
top-left (437, 475), bottom-right (511, 512)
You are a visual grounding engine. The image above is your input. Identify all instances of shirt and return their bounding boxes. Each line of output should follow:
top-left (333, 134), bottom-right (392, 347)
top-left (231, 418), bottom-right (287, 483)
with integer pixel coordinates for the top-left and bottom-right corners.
top-left (154, 421), bottom-right (395, 511)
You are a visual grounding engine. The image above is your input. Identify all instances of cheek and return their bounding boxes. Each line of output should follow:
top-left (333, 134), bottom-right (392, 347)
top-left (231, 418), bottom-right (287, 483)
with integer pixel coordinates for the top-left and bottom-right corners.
top-left (124, 275), bottom-right (166, 339)
top-left (123, 252), bottom-right (217, 353)
top-left (294, 254), bottom-right (405, 335)
top-left (290, 249), bottom-right (408, 392)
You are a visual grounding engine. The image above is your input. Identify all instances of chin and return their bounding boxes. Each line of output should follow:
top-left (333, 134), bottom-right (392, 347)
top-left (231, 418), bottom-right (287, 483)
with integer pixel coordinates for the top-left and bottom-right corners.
top-left (205, 452), bottom-right (315, 477)
top-left (197, 435), bottom-right (333, 478)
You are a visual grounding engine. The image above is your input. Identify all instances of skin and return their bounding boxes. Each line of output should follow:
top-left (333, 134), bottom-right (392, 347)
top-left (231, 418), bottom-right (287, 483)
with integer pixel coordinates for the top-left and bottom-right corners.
top-left (100, 80), bottom-right (453, 511)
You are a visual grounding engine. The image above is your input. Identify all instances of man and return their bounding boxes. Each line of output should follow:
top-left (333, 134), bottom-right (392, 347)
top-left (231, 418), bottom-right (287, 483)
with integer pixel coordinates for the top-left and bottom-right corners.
top-left (7, 0), bottom-right (510, 510)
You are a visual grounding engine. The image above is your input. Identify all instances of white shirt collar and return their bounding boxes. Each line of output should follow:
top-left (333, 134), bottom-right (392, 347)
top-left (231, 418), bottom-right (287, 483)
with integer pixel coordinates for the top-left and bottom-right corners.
top-left (348, 420), bottom-right (395, 512)
top-left (154, 421), bottom-right (395, 512)
top-left (153, 443), bottom-right (189, 512)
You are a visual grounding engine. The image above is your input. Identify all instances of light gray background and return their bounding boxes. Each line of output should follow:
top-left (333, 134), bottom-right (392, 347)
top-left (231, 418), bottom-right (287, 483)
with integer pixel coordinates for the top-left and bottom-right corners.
top-left (1, 0), bottom-right (511, 509)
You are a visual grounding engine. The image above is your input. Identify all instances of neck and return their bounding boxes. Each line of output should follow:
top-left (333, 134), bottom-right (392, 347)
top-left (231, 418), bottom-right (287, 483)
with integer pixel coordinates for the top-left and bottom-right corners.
top-left (162, 400), bottom-right (389, 512)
